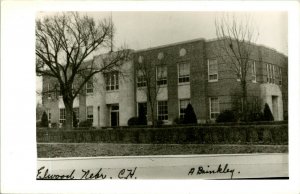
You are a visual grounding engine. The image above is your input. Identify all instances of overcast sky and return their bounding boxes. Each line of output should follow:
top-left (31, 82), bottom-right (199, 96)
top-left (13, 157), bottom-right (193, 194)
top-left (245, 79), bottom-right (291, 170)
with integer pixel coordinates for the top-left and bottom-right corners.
top-left (36, 11), bottom-right (287, 103)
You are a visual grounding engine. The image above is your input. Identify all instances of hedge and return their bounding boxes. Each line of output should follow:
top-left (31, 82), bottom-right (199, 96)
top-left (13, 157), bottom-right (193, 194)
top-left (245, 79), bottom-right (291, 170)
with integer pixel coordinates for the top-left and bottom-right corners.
top-left (37, 124), bottom-right (288, 145)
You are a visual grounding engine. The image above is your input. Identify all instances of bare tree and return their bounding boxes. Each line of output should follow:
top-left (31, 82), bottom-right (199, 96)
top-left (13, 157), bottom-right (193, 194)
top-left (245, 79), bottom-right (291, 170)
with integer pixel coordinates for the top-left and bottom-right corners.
top-left (215, 14), bottom-right (259, 120)
top-left (136, 53), bottom-right (170, 126)
top-left (36, 12), bottom-right (129, 129)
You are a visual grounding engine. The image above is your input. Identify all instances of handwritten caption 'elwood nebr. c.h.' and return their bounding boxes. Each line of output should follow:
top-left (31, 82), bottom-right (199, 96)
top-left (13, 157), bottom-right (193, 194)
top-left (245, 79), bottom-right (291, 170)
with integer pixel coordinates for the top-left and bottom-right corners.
top-left (37, 153), bottom-right (288, 179)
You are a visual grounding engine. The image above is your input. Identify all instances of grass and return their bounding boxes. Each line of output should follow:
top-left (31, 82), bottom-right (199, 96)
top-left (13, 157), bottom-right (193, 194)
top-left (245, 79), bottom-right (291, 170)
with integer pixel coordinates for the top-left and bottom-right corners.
top-left (37, 143), bottom-right (288, 158)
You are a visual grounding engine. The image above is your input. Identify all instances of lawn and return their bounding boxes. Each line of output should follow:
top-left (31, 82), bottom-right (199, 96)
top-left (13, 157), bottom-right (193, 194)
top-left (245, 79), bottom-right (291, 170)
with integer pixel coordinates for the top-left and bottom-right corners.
top-left (37, 143), bottom-right (288, 158)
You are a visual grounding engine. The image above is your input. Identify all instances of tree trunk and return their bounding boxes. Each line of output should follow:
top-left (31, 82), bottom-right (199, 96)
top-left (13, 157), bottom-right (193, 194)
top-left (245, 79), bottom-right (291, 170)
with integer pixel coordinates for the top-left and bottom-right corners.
top-left (241, 80), bottom-right (248, 121)
top-left (63, 98), bottom-right (74, 130)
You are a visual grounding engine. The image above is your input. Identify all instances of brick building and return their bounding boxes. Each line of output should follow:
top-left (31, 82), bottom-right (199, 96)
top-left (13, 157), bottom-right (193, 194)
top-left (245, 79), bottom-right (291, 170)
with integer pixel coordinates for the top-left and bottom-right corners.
top-left (42, 38), bottom-right (288, 127)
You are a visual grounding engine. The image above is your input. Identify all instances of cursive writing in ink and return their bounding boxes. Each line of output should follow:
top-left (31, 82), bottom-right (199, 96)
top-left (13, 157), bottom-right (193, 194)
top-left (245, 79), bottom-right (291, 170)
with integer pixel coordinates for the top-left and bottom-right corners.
top-left (118, 167), bottom-right (137, 179)
top-left (81, 168), bottom-right (107, 180)
top-left (37, 166), bottom-right (75, 180)
top-left (188, 164), bottom-right (237, 179)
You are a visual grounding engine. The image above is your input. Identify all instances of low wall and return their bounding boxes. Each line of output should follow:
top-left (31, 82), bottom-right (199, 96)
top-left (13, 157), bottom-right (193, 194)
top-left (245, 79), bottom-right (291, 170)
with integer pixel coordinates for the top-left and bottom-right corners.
top-left (37, 124), bottom-right (288, 144)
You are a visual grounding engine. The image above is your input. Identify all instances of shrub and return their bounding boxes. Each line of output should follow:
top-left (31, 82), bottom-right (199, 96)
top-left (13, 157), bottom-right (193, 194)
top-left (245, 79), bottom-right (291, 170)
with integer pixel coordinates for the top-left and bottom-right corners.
top-left (173, 117), bottom-right (184, 125)
top-left (79, 120), bottom-right (93, 128)
top-left (263, 103), bottom-right (274, 121)
top-left (183, 103), bottom-right (197, 124)
top-left (73, 112), bottom-right (78, 128)
top-left (41, 111), bottom-right (49, 127)
top-left (138, 105), bottom-right (147, 125)
top-left (36, 121), bottom-right (42, 127)
top-left (128, 117), bottom-right (140, 126)
top-left (216, 110), bottom-right (236, 123)
top-left (51, 123), bottom-right (58, 128)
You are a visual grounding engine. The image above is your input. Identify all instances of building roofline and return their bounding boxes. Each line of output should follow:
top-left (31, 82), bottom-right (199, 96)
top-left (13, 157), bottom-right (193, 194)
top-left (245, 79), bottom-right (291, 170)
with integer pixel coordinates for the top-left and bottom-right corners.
top-left (134, 37), bottom-right (287, 57)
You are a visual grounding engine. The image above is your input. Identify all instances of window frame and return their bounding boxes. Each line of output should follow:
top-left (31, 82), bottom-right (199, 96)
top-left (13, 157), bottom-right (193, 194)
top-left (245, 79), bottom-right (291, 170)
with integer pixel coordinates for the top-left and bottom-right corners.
top-left (86, 106), bottom-right (93, 123)
top-left (136, 70), bottom-right (147, 88)
top-left (178, 63), bottom-right (190, 84)
top-left (156, 65), bottom-right (167, 86)
top-left (105, 71), bottom-right (119, 91)
top-left (86, 80), bottom-right (94, 94)
top-left (209, 97), bottom-right (220, 120)
top-left (59, 108), bottom-right (66, 124)
top-left (207, 59), bottom-right (218, 82)
top-left (73, 107), bottom-right (79, 123)
top-left (157, 100), bottom-right (168, 121)
top-left (251, 61), bottom-right (257, 83)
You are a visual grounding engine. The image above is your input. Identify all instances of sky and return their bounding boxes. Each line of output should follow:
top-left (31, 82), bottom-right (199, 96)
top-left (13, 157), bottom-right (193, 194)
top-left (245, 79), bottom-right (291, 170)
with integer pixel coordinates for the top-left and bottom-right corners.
top-left (36, 11), bottom-right (288, 103)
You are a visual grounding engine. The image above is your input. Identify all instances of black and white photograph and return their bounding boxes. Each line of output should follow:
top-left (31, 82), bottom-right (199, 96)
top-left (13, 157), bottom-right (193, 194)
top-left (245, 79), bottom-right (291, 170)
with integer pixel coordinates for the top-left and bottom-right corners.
top-left (1, 1), bottom-right (300, 194)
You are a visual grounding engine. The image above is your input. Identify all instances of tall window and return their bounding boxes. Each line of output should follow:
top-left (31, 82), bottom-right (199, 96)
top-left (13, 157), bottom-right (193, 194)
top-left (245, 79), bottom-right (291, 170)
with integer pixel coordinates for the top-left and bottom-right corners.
top-left (251, 61), bottom-right (256, 82)
top-left (237, 66), bottom-right (242, 81)
top-left (157, 101), bottom-right (168, 121)
top-left (156, 65), bottom-right (167, 86)
top-left (86, 81), bottom-right (93, 94)
top-left (279, 67), bottom-right (282, 85)
top-left (209, 97), bottom-right (220, 120)
top-left (178, 63), bottom-right (190, 83)
top-left (86, 106), bottom-right (93, 123)
top-left (105, 72), bottom-right (119, 91)
top-left (179, 99), bottom-right (190, 119)
top-left (73, 107), bottom-right (79, 123)
top-left (59, 108), bottom-right (66, 124)
top-left (137, 70), bottom-right (146, 87)
top-left (267, 64), bottom-right (275, 83)
top-left (47, 83), bottom-right (51, 98)
top-left (208, 59), bottom-right (218, 81)
top-left (47, 110), bottom-right (51, 123)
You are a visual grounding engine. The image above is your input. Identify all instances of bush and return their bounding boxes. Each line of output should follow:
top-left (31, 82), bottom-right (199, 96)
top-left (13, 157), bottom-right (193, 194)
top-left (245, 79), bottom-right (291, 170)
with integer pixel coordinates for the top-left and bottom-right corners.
top-left (79, 120), bottom-right (93, 128)
top-left (138, 105), bottom-right (147, 125)
top-left (216, 110), bottom-right (236, 123)
top-left (263, 103), bottom-right (274, 121)
top-left (36, 121), bottom-right (42, 127)
top-left (41, 111), bottom-right (49, 127)
top-left (248, 112), bottom-right (264, 122)
top-left (183, 103), bottom-right (197, 124)
top-left (128, 117), bottom-right (140, 126)
top-left (173, 117), bottom-right (184, 125)
top-left (73, 112), bottom-right (78, 128)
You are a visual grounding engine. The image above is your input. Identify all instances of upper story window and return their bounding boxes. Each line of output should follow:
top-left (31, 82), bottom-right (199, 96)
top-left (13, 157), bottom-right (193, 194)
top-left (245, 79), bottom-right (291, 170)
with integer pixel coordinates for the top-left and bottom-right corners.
top-left (279, 67), bottom-right (282, 85)
top-left (251, 61), bottom-right (256, 82)
top-left (157, 100), bottom-right (168, 121)
top-left (156, 65), bottom-right (167, 86)
top-left (137, 70), bottom-right (146, 87)
top-left (105, 71), bottom-right (119, 91)
top-left (208, 59), bottom-right (218, 82)
top-left (47, 83), bottom-right (51, 99)
top-left (86, 80), bottom-right (93, 94)
top-left (209, 97), bottom-right (220, 120)
top-left (267, 63), bottom-right (275, 84)
top-left (237, 66), bottom-right (242, 82)
top-left (47, 110), bottom-right (51, 123)
top-left (178, 63), bottom-right (190, 84)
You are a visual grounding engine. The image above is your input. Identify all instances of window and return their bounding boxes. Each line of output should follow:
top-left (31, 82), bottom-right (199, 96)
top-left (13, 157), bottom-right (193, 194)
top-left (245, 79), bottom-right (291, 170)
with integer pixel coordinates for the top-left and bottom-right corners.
top-left (251, 61), bottom-right (256, 82)
top-left (105, 72), bottom-right (119, 91)
top-left (73, 107), bottom-right (79, 123)
top-left (279, 67), bottom-right (282, 85)
top-left (178, 63), bottom-right (190, 83)
top-left (272, 65), bottom-right (275, 83)
top-left (179, 99), bottom-right (190, 119)
top-left (86, 81), bottom-right (93, 94)
top-left (137, 70), bottom-right (146, 87)
top-left (267, 64), bottom-right (275, 83)
top-left (59, 108), bottom-right (66, 124)
top-left (47, 83), bottom-right (51, 98)
top-left (157, 101), bottom-right (168, 121)
top-left (47, 110), bottom-right (51, 123)
top-left (86, 106), bottom-right (93, 123)
top-left (237, 66), bottom-right (242, 81)
top-left (209, 97), bottom-right (220, 120)
top-left (156, 65), bottom-right (167, 86)
top-left (208, 59), bottom-right (218, 81)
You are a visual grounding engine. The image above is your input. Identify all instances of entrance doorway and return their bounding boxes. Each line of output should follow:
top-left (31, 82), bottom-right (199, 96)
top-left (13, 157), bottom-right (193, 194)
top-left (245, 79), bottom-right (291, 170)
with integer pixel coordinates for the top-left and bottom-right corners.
top-left (110, 104), bottom-right (119, 126)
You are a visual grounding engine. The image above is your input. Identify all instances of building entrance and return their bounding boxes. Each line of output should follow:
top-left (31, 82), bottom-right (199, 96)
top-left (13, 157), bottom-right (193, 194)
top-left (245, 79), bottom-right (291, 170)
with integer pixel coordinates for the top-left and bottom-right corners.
top-left (110, 104), bottom-right (119, 126)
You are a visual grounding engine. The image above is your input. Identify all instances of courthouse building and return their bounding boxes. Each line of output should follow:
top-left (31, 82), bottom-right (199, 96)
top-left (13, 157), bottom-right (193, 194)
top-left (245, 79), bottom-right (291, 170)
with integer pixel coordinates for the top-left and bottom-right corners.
top-left (42, 38), bottom-right (288, 127)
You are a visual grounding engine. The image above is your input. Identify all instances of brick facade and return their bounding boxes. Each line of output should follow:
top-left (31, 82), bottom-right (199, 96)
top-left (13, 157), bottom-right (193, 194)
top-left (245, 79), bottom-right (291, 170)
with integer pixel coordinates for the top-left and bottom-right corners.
top-left (42, 38), bottom-right (288, 127)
